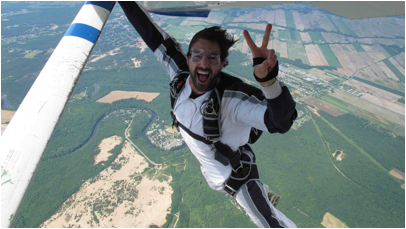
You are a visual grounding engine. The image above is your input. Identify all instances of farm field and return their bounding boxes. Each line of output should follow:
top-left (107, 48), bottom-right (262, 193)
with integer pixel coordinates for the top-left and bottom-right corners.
top-left (303, 96), bottom-right (347, 116)
top-left (288, 41), bottom-right (309, 65)
top-left (360, 93), bottom-right (405, 116)
top-left (330, 18), bottom-right (356, 36)
top-left (304, 68), bottom-right (336, 81)
top-left (388, 56), bottom-right (405, 75)
top-left (319, 44), bottom-right (342, 68)
top-left (292, 10), bottom-right (304, 31)
top-left (96, 91), bottom-right (160, 103)
top-left (305, 44), bottom-right (325, 66)
top-left (300, 32), bottom-right (312, 42)
top-left (383, 59), bottom-right (405, 83)
top-left (344, 79), bottom-right (403, 102)
top-left (328, 90), bottom-right (405, 134)
top-left (274, 9), bottom-right (286, 27)
top-left (285, 10), bottom-right (296, 29)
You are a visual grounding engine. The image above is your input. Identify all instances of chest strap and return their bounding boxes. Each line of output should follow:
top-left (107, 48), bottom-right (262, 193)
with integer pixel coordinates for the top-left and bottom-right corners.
top-left (171, 111), bottom-right (242, 173)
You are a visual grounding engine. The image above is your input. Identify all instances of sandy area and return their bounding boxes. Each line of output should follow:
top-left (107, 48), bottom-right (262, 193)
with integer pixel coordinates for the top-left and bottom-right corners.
top-left (50, 25), bottom-right (58, 30)
top-left (165, 126), bottom-right (179, 134)
top-left (1, 110), bottom-right (15, 123)
top-left (97, 91), bottom-right (160, 103)
top-left (90, 47), bottom-right (122, 63)
top-left (130, 58), bottom-right (142, 68)
top-left (321, 212), bottom-right (348, 228)
top-left (94, 136), bottom-right (122, 165)
top-left (41, 140), bottom-right (173, 228)
top-left (402, 184), bottom-right (405, 189)
top-left (389, 168), bottom-right (405, 181)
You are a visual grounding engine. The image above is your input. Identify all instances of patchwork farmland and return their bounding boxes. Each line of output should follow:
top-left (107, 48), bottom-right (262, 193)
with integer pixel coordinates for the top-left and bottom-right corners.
top-left (217, 4), bottom-right (404, 137)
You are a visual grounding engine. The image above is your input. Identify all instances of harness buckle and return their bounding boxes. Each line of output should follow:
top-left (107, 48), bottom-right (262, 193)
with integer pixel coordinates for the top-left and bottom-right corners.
top-left (204, 98), bottom-right (217, 117)
top-left (205, 135), bottom-right (221, 142)
top-left (232, 162), bottom-right (243, 173)
top-left (224, 184), bottom-right (237, 196)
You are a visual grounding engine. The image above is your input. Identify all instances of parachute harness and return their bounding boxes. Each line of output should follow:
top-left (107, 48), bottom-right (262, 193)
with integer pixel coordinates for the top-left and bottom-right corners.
top-left (169, 72), bottom-right (261, 196)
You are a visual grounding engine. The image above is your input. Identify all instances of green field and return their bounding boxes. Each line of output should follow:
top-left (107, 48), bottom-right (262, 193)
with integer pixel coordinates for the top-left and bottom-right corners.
top-left (332, 18), bottom-right (357, 37)
top-left (290, 30), bottom-right (301, 41)
top-left (165, 17), bottom-right (186, 27)
top-left (353, 76), bottom-right (405, 96)
top-left (287, 41), bottom-right (309, 65)
top-left (278, 30), bottom-right (290, 40)
top-left (23, 50), bottom-right (42, 58)
top-left (352, 43), bottom-right (365, 52)
top-left (308, 31), bottom-right (325, 42)
top-left (321, 94), bottom-right (404, 136)
top-left (383, 59), bottom-right (405, 83)
top-left (285, 10), bottom-right (296, 29)
top-left (319, 44), bottom-right (342, 68)
top-left (321, 94), bottom-right (352, 110)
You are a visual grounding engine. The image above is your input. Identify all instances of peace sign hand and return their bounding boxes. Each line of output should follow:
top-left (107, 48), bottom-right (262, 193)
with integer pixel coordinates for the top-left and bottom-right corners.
top-left (243, 24), bottom-right (277, 81)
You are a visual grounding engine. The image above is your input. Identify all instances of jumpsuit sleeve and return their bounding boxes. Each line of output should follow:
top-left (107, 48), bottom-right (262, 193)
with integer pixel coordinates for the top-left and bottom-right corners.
top-left (119, 1), bottom-right (189, 80)
top-left (230, 80), bottom-right (297, 134)
top-left (262, 80), bottom-right (297, 134)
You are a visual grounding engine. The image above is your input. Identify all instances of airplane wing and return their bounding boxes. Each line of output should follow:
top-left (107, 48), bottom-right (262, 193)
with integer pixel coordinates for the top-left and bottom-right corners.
top-left (0, 1), bottom-right (115, 227)
top-left (136, 1), bottom-right (405, 19)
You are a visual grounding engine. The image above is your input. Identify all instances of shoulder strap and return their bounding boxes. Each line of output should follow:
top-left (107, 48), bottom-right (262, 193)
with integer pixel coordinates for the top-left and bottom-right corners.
top-left (169, 72), bottom-right (189, 109)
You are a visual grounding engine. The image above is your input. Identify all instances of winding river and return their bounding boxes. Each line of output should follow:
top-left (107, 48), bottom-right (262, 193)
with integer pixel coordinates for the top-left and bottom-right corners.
top-left (48, 107), bottom-right (186, 161)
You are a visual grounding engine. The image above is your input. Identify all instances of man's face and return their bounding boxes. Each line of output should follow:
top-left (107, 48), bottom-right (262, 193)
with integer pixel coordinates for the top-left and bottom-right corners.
top-left (187, 38), bottom-right (224, 94)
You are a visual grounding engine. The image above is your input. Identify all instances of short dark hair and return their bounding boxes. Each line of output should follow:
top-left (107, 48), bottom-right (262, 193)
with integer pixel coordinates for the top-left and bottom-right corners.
top-left (187, 26), bottom-right (238, 67)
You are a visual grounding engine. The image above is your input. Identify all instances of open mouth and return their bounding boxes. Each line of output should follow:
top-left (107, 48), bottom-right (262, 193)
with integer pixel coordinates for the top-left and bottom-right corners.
top-left (196, 70), bottom-right (210, 83)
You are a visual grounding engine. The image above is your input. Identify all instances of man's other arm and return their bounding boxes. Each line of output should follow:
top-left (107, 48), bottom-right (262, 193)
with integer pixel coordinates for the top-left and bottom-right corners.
top-left (119, 2), bottom-right (188, 79)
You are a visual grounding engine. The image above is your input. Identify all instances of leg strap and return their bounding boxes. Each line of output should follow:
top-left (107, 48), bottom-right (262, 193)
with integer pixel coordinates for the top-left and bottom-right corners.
top-left (224, 145), bottom-right (259, 196)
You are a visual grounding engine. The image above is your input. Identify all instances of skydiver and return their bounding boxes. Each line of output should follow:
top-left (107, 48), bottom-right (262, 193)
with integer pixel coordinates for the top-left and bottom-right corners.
top-left (119, 2), bottom-right (297, 227)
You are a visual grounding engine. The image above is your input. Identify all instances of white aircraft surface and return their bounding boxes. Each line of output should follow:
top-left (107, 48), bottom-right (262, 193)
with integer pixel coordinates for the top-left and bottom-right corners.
top-left (1, 1), bottom-right (404, 227)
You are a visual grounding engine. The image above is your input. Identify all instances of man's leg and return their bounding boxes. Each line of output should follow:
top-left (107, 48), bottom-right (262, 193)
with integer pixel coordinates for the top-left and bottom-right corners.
top-left (235, 180), bottom-right (296, 228)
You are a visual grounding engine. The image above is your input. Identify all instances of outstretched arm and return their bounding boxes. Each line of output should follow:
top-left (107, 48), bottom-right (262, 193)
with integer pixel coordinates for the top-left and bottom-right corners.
top-left (119, 2), bottom-right (188, 79)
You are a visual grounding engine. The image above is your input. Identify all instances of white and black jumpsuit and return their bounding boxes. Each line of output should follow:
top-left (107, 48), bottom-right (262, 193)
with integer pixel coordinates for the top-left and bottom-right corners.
top-left (120, 2), bottom-right (298, 227)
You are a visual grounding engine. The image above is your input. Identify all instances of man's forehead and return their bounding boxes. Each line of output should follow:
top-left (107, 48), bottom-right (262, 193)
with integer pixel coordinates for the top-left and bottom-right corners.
top-left (190, 38), bottom-right (221, 52)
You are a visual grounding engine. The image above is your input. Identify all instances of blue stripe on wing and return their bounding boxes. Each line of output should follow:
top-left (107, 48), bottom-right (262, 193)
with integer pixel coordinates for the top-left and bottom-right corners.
top-left (64, 23), bottom-right (100, 43)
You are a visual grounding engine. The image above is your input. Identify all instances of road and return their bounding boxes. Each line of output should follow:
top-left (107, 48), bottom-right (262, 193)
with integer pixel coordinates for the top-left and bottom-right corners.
top-left (125, 114), bottom-right (162, 167)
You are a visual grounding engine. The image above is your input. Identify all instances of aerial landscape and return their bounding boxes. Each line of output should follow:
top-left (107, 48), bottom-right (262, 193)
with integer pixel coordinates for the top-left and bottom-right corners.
top-left (1, 1), bottom-right (405, 228)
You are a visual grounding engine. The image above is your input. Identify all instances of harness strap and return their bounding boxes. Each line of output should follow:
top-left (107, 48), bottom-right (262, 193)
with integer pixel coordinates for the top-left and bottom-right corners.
top-left (171, 111), bottom-right (242, 172)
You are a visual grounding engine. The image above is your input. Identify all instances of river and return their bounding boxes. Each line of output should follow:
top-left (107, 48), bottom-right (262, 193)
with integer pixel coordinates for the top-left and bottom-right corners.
top-left (44, 107), bottom-right (186, 161)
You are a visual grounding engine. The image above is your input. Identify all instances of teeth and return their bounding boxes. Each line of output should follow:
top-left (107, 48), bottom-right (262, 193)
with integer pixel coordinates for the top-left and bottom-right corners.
top-left (198, 71), bottom-right (209, 74)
